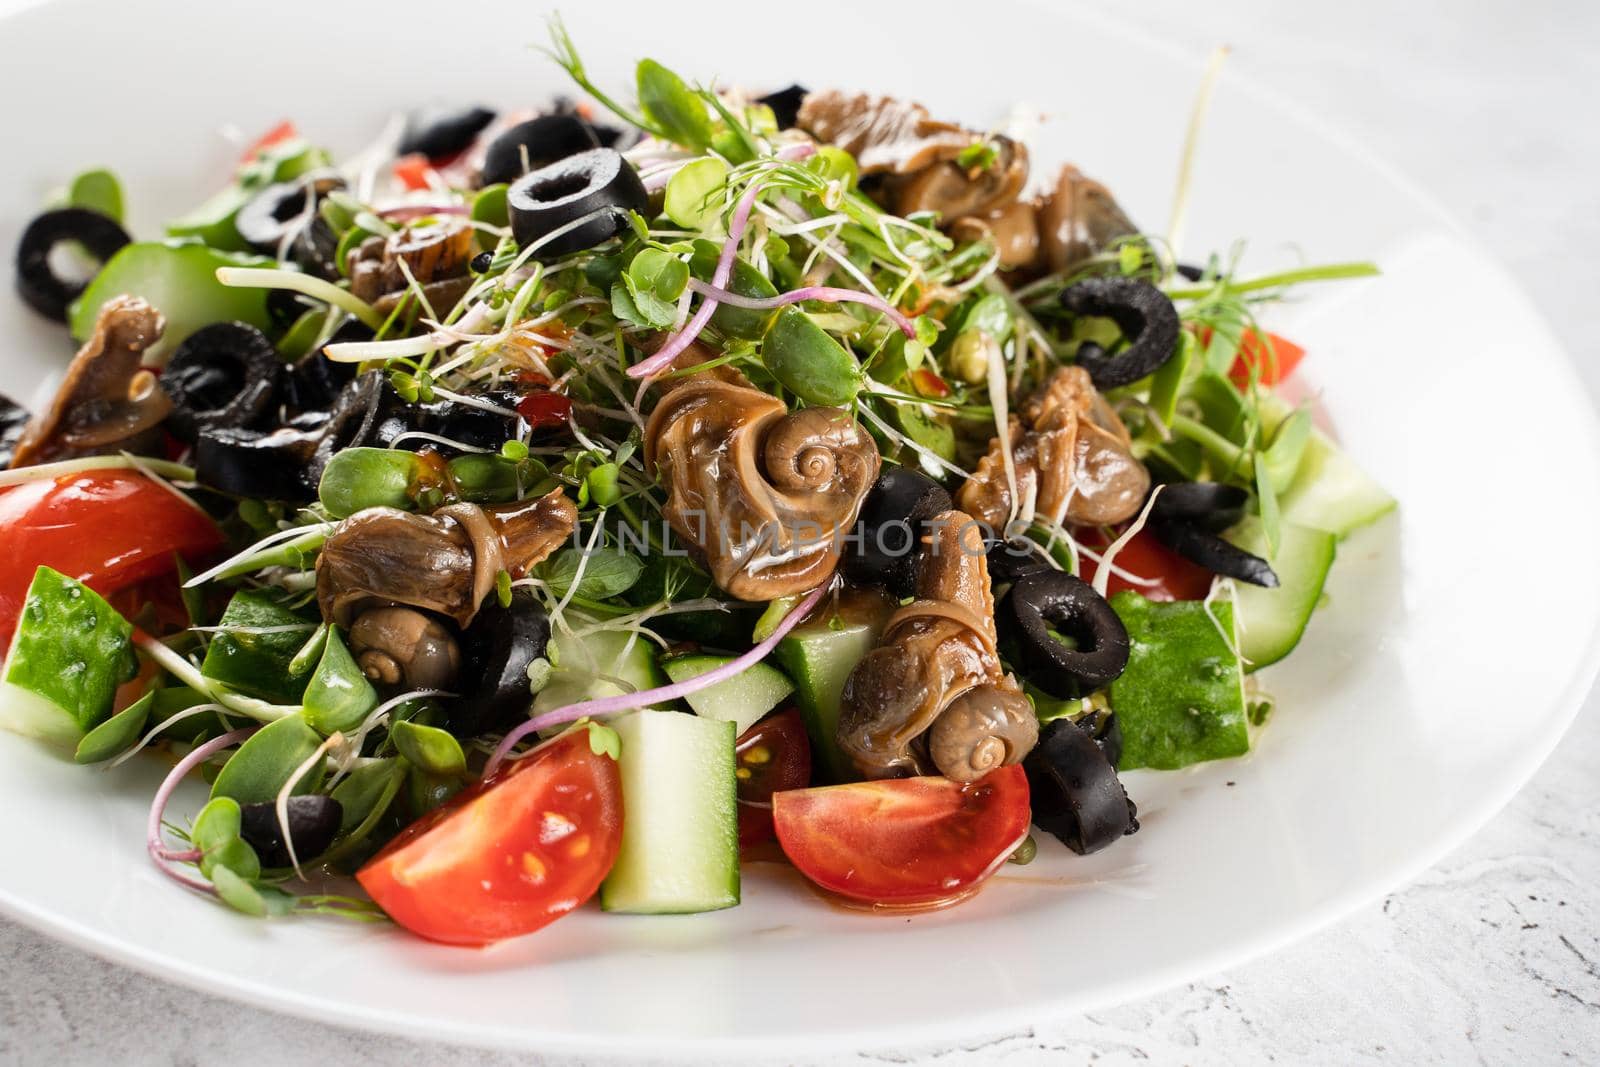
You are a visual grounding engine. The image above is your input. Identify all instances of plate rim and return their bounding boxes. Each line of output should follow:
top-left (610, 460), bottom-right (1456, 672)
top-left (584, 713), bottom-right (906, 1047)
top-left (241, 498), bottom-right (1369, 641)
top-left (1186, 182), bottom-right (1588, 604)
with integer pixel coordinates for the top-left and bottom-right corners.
top-left (0, 0), bottom-right (1597, 1055)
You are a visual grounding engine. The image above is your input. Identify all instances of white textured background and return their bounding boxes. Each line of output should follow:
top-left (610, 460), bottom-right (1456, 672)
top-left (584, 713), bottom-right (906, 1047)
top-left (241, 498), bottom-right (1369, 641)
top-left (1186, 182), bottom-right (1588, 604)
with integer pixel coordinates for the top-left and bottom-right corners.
top-left (2, 1), bottom-right (1598, 1064)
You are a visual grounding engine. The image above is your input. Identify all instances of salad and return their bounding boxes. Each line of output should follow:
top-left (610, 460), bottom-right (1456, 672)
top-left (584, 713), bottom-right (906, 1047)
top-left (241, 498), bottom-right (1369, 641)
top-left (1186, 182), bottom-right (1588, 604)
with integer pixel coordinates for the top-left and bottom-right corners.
top-left (0, 21), bottom-right (1392, 943)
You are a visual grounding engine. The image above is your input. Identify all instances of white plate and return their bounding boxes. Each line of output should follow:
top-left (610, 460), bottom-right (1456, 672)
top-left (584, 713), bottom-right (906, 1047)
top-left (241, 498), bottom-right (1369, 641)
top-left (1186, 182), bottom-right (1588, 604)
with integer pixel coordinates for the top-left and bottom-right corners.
top-left (1, 0), bottom-right (1597, 1057)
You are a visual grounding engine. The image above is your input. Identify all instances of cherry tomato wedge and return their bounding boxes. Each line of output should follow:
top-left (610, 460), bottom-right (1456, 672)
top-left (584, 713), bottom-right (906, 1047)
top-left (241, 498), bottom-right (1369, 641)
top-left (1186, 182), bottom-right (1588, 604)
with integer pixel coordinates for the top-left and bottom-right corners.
top-left (1075, 527), bottom-right (1213, 602)
top-left (0, 471), bottom-right (223, 641)
top-left (356, 728), bottom-right (623, 946)
top-left (1196, 326), bottom-right (1305, 388)
top-left (392, 153), bottom-right (436, 192)
top-left (735, 708), bottom-right (811, 848)
top-left (772, 765), bottom-right (1030, 908)
top-left (238, 120), bottom-right (298, 168)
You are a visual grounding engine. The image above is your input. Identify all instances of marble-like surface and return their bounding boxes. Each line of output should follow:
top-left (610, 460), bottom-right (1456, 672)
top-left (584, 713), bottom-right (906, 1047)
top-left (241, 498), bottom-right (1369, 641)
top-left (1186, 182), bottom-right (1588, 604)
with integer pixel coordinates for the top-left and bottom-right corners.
top-left (2, 1), bottom-right (1597, 1063)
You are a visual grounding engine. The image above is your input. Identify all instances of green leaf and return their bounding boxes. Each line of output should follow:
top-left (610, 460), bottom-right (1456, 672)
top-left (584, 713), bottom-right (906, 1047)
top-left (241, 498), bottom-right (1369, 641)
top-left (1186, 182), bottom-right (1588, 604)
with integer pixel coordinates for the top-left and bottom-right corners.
top-left (68, 168), bottom-right (124, 222)
top-left (390, 720), bottom-right (467, 777)
top-left (317, 447), bottom-right (424, 518)
top-left (1262, 407), bottom-right (1313, 494)
top-left (622, 247), bottom-right (689, 329)
top-left (406, 764), bottom-right (463, 817)
top-left (664, 157), bottom-right (729, 230)
top-left (1147, 328), bottom-right (1195, 427)
top-left (1254, 452), bottom-right (1281, 556)
top-left (585, 462), bottom-right (621, 506)
top-left (761, 307), bottom-right (863, 406)
top-left (957, 293), bottom-right (1012, 346)
top-left (636, 59), bottom-right (712, 150)
top-left (543, 547), bottom-right (645, 601)
top-left (303, 629), bottom-right (378, 736)
top-left (210, 715), bottom-right (325, 806)
top-left (193, 797), bottom-right (262, 882)
top-left (330, 758), bottom-right (405, 834)
top-left (74, 690), bottom-right (155, 764)
top-left (584, 720), bottom-right (621, 760)
top-left (470, 183), bottom-right (509, 229)
top-left (200, 590), bottom-right (316, 704)
top-left (210, 864), bottom-right (268, 918)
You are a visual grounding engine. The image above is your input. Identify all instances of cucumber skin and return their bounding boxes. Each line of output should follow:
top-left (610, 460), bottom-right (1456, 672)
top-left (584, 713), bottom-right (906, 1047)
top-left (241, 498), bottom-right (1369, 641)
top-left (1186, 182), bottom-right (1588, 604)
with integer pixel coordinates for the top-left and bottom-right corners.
top-left (1226, 518), bottom-right (1337, 671)
top-left (1109, 594), bottom-right (1249, 771)
top-left (775, 621), bottom-right (883, 782)
top-left (0, 567), bottom-right (135, 747)
top-left (600, 711), bottom-right (739, 915)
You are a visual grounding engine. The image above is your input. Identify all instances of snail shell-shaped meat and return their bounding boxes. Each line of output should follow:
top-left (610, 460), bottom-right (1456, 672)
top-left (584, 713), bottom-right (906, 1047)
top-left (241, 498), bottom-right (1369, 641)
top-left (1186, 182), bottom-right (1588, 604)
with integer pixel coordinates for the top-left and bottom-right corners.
top-left (349, 606), bottom-right (461, 691)
top-left (644, 374), bottom-right (880, 600)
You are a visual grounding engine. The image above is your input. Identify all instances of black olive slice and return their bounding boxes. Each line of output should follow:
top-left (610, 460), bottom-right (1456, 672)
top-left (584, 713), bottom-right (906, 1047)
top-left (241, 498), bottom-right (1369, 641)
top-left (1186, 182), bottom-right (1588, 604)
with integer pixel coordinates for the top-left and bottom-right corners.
top-left (759, 84), bottom-right (808, 130)
top-left (449, 590), bottom-right (552, 738)
top-left (14, 208), bottom-right (131, 322)
top-left (997, 570), bottom-right (1130, 698)
top-left (985, 537), bottom-right (1055, 586)
top-left (1075, 706), bottom-right (1123, 768)
top-left (481, 113), bottom-right (603, 187)
top-left (1023, 717), bottom-right (1138, 856)
top-left (162, 322), bottom-right (285, 442)
top-left (0, 393), bottom-right (30, 468)
top-left (840, 466), bottom-right (953, 596)
top-left (1059, 276), bottom-right (1180, 390)
top-left (507, 148), bottom-right (648, 258)
top-left (194, 424), bottom-right (322, 502)
top-left (284, 319), bottom-right (368, 414)
top-left (413, 389), bottom-right (525, 452)
top-left (236, 175), bottom-right (345, 277)
top-left (1150, 517), bottom-right (1279, 587)
top-left (399, 106), bottom-right (497, 161)
top-left (308, 371), bottom-right (405, 482)
top-left (1151, 481), bottom-right (1248, 533)
top-left (239, 795), bottom-right (344, 868)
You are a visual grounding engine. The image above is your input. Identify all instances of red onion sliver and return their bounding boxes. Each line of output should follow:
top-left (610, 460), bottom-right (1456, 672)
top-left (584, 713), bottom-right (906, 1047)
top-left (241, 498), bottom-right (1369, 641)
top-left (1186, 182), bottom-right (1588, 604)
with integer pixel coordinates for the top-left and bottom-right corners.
top-left (686, 278), bottom-right (916, 338)
top-left (627, 143), bottom-right (817, 381)
top-left (146, 727), bottom-right (258, 894)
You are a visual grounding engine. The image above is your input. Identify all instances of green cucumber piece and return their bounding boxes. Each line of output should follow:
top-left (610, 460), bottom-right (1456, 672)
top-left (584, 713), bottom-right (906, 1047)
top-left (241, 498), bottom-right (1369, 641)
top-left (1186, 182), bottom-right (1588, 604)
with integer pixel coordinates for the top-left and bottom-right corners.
top-left (1108, 592), bottom-right (1248, 770)
top-left (1278, 430), bottom-right (1396, 537)
top-left (775, 609), bottom-right (890, 781)
top-left (600, 710), bottom-right (738, 914)
top-left (1225, 517), bottom-right (1337, 671)
top-left (199, 590), bottom-right (315, 705)
top-left (0, 567), bottom-right (136, 747)
top-left (531, 622), bottom-right (665, 718)
top-left (69, 242), bottom-right (274, 362)
top-left (660, 653), bottom-right (794, 736)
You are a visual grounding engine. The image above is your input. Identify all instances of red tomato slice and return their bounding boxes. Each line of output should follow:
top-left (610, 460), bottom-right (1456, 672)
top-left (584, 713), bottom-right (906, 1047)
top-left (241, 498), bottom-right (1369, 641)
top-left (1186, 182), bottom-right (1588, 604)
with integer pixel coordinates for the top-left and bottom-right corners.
top-left (1196, 326), bottom-right (1305, 388)
top-left (1076, 527), bottom-right (1213, 602)
top-left (392, 153), bottom-right (436, 192)
top-left (238, 120), bottom-right (298, 168)
top-left (357, 729), bottom-right (623, 946)
top-left (772, 765), bottom-right (1030, 908)
top-left (735, 709), bottom-right (812, 849)
top-left (0, 471), bottom-right (223, 641)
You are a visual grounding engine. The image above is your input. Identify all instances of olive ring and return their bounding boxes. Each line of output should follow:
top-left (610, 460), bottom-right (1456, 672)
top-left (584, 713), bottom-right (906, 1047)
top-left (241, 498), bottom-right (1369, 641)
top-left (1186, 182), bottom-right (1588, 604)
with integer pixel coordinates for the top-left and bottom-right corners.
top-left (1060, 275), bottom-right (1181, 390)
top-left (996, 569), bottom-right (1130, 698)
top-left (14, 208), bottom-right (131, 322)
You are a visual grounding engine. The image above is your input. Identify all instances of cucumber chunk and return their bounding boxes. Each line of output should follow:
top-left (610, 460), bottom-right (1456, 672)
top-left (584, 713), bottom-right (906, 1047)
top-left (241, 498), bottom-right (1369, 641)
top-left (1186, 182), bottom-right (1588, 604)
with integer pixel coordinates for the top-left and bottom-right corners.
top-left (0, 567), bottom-right (136, 748)
top-left (1225, 517), bottom-right (1337, 671)
top-left (660, 653), bottom-right (794, 736)
top-left (775, 608), bottom-right (890, 782)
top-left (532, 622), bottom-right (665, 718)
top-left (68, 242), bottom-right (274, 362)
top-left (1108, 592), bottom-right (1248, 770)
top-left (600, 710), bottom-right (739, 914)
top-left (200, 590), bottom-right (316, 705)
top-left (1278, 430), bottom-right (1395, 537)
